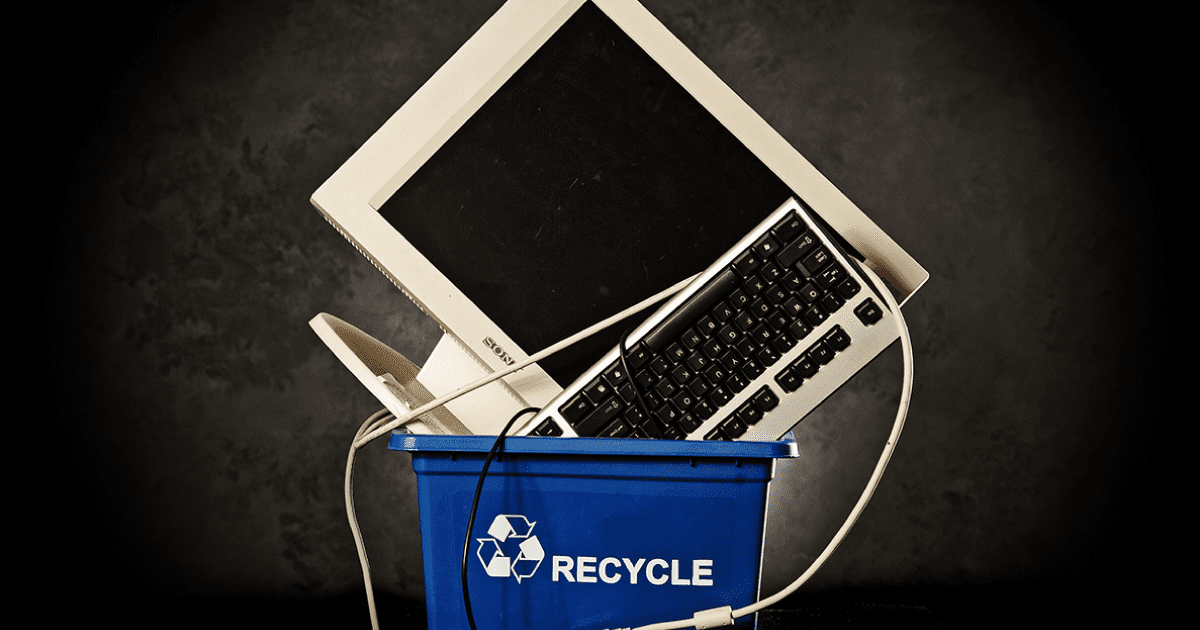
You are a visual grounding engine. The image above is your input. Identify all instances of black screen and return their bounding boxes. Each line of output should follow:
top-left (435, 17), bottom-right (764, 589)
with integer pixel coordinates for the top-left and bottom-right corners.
top-left (379, 1), bottom-right (794, 387)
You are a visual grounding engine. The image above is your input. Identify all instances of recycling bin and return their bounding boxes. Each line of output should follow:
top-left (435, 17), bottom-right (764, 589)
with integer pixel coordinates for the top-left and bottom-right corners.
top-left (389, 433), bottom-right (798, 629)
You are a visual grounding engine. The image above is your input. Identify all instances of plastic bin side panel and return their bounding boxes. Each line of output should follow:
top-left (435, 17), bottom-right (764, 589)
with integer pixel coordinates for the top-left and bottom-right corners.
top-left (413, 453), bottom-right (769, 629)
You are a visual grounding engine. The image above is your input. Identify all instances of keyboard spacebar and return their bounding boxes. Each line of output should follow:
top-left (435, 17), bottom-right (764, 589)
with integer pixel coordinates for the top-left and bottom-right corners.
top-left (642, 268), bottom-right (738, 352)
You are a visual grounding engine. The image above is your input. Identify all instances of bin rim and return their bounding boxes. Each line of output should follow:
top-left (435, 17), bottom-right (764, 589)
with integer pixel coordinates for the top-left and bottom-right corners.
top-left (388, 431), bottom-right (797, 458)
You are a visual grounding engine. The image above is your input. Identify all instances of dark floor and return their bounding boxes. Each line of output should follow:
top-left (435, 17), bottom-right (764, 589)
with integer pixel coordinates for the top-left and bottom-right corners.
top-left (113, 583), bottom-right (1129, 629)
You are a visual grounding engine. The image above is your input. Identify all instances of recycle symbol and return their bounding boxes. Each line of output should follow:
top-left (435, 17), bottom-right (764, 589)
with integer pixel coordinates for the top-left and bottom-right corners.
top-left (476, 514), bottom-right (545, 583)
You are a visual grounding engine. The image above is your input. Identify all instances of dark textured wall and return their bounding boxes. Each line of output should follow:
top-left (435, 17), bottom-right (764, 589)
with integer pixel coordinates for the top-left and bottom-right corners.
top-left (45, 0), bottom-right (1166, 626)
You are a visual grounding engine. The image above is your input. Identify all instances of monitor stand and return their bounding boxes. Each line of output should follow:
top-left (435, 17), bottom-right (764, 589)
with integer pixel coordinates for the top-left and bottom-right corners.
top-left (412, 333), bottom-right (532, 435)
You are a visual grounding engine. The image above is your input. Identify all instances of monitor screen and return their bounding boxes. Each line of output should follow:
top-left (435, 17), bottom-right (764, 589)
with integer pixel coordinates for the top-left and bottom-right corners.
top-left (378, 1), bottom-right (794, 388)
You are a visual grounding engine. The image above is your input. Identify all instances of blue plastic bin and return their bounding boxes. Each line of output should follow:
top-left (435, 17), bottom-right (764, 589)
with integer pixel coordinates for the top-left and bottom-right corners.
top-left (389, 433), bottom-right (799, 630)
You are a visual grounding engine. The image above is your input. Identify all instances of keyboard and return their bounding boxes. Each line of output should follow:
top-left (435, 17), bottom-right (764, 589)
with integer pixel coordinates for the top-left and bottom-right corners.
top-left (522, 198), bottom-right (900, 441)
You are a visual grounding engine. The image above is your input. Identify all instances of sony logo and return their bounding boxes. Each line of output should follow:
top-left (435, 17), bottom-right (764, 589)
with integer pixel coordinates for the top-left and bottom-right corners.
top-left (483, 337), bottom-right (516, 366)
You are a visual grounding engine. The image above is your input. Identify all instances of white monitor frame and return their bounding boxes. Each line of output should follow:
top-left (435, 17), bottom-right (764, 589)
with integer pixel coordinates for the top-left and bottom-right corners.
top-left (311, 0), bottom-right (929, 412)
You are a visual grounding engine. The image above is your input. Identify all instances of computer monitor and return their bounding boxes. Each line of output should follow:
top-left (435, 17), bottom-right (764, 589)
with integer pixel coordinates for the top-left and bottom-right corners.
top-left (311, 0), bottom-right (927, 433)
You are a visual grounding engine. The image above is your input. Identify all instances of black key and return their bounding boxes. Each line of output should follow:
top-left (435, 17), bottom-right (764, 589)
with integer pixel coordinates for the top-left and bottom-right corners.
top-left (751, 386), bottom-right (780, 412)
top-left (756, 345), bottom-right (781, 367)
top-left (624, 343), bottom-right (650, 371)
top-left (819, 291), bottom-right (844, 314)
top-left (705, 427), bottom-right (731, 441)
top-left (575, 397), bottom-right (624, 436)
top-left (603, 362), bottom-right (628, 386)
top-left (679, 411), bottom-right (704, 432)
top-left (654, 402), bottom-right (682, 426)
top-left (643, 269), bottom-right (739, 352)
top-left (650, 356), bottom-right (671, 375)
top-left (732, 251), bottom-right (760, 276)
top-left (624, 405), bottom-right (647, 427)
top-left (680, 327), bottom-right (704, 350)
top-left (765, 309), bottom-right (790, 332)
top-left (816, 263), bottom-right (847, 290)
top-left (582, 376), bottom-right (613, 405)
top-left (692, 400), bottom-right (716, 421)
top-left (532, 418), bottom-right (564, 436)
top-left (836, 277), bottom-right (861, 299)
top-left (743, 275), bottom-right (767, 296)
top-left (809, 340), bottom-right (834, 365)
top-left (561, 393), bottom-right (593, 424)
top-left (855, 299), bottom-right (884, 326)
top-left (779, 270), bottom-right (804, 292)
top-left (663, 426), bottom-right (685, 440)
top-left (740, 357), bottom-right (764, 380)
top-left (749, 297), bottom-right (773, 318)
top-left (758, 261), bottom-right (782, 283)
top-left (654, 378), bottom-right (678, 399)
top-left (733, 311), bottom-right (756, 332)
top-left (717, 323), bottom-right (741, 345)
top-left (641, 418), bottom-right (665, 439)
top-left (670, 363), bottom-right (693, 385)
top-left (703, 364), bottom-right (728, 386)
top-left (749, 322), bottom-right (775, 345)
top-left (598, 417), bottom-right (632, 438)
top-left (823, 326), bottom-right (851, 352)
top-left (734, 402), bottom-right (762, 427)
top-left (686, 376), bottom-right (710, 397)
top-left (711, 300), bottom-right (735, 323)
top-left (771, 332), bottom-right (796, 354)
top-left (672, 389), bottom-right (697, 411)
top-left (777, 231), bottom-right (818, 269)
top-left (708, 384), bottom-right (732, 406)
top-left (753, 233), bottom-right (781, 259)
top-left (801, 246), bottom-right (832, 275)
top-left (720, 414), bottom-right (749, 438)
top-left (772, 212), bottom-right (805, 243)
top-left (775, 368), bottom-right (802, 393)
top-left (781, 296), bottom-right (805, 319)
top-left (696, 315), bottom-right (718, 337)
top-left (718, 350), bottom-right (744, 372)
top-left (686, 352), bottom-right (710, 373)
top-left (664, 342), bottom-right (687, 364)
top-left (616, 381), bottom-right (638, 404)
top-left (727, 288), bottom-right (750, 310)
top-left (791, 353), bottom-right (819, 379)
top-left (787, 319), bottom-right (812, 341)
top-left (701, 338), bottom-right (724, 359)
top-left (797, 282), bottom-right (822, 304)
top-left (803, 304), bottom-right (829, 327)
top-left (734, 337), bottom-right (758, 359)
top-left (726, 372), bottom-right (749, 393)
top-left (765, 285), bottom-right (789, 306)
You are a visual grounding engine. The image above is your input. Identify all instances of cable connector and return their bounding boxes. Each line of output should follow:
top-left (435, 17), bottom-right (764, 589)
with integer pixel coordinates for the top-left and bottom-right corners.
top-left (693, 605), bottom-right (734, 629)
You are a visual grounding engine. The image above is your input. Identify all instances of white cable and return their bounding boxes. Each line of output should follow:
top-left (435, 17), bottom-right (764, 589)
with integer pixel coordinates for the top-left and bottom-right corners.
top-left (343, 262), bottom-right (914, 630)
top-left (353, 272), bottom-right (700, 447)
top-left (345, 408), bottom-right (394, 630)
top-left (627, 262), bottom-right (914, 630)
top-left (344, 272), bottom-right (700, 630)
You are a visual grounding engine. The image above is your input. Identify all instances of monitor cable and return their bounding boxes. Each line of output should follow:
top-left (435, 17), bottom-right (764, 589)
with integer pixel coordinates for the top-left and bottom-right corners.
top-left (345, 273), bottom-right (699, 630)
top-left (610, 261), bottom-right (913, 630)
top-left (344, 260), bottom-right (912, 630)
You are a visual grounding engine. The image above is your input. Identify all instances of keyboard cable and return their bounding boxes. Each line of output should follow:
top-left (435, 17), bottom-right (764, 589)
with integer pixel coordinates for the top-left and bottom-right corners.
top-left (343, 260), bottom-right (912, 630)
top-left (344, 273), bottom-right (700, 630)
top-left (611, 261), bottom-right (914, 630)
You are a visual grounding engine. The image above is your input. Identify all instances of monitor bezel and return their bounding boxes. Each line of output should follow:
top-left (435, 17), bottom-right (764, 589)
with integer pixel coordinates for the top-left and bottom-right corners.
top-left (310, 0), bottom-right (929, 410)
